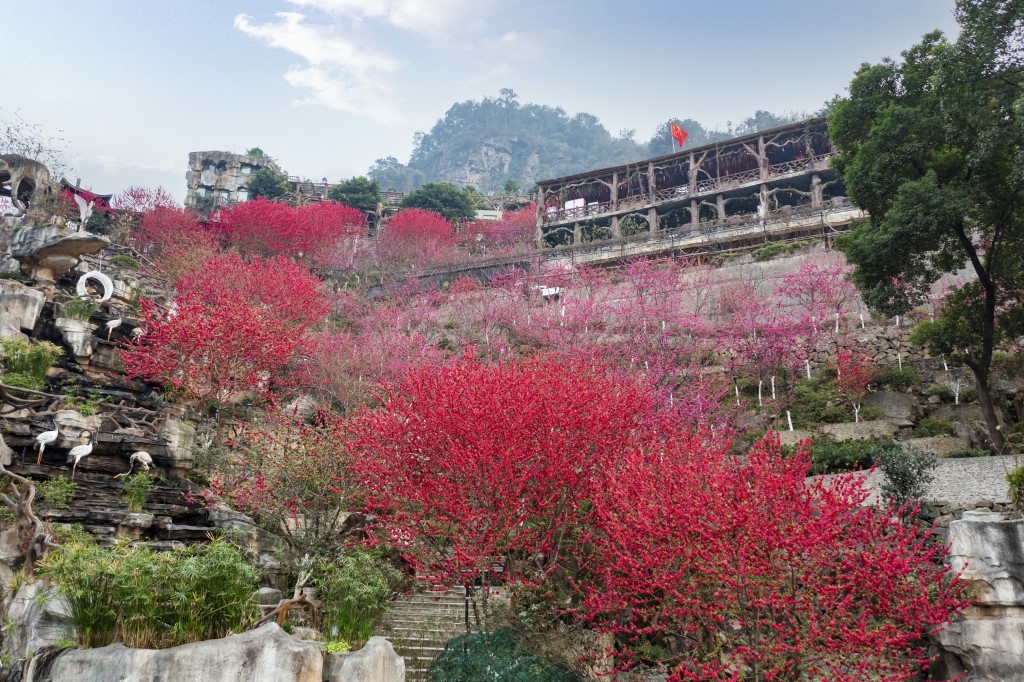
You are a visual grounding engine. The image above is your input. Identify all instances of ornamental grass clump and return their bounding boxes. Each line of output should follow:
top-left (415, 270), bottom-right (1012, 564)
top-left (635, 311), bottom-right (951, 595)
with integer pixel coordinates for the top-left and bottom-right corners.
top-left (0, 338), bottom-right (62, 391)
top-left (41, 538), bottom-right (259, 649)
top-left (312, 549), bottom-right (405, 645)
top-left (121, 471), bottom-right (155, 512)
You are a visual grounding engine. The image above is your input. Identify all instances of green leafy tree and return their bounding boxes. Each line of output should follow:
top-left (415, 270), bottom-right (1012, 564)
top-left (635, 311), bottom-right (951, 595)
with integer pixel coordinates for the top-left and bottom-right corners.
top-left (247, 167), bottom-right (289, 201)
top-left (327, 176), bottom-right (381, 214)
top-left (400, 182), bottom-right (476, 222)
top-left (829, 0), bottom-right (1024, 450)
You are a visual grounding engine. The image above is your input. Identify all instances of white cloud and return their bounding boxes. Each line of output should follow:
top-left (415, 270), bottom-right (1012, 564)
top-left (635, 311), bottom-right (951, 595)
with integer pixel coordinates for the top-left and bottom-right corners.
top-left (461, 28), bottom-right (555, 87)
top-left (235, 12), bottom-right (407, 124)
top-left (284, 0), bottom-right (486, 36)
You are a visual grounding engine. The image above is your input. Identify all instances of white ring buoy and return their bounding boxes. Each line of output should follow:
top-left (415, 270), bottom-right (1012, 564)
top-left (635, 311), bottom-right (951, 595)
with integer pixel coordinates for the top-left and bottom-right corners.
top-left (76, 270), bottom-right (114, 303)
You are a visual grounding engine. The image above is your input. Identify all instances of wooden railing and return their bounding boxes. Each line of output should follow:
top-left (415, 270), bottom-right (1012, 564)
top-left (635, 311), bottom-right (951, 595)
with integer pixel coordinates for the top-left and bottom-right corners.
top-left (542, 152), bottom-right (838, 225)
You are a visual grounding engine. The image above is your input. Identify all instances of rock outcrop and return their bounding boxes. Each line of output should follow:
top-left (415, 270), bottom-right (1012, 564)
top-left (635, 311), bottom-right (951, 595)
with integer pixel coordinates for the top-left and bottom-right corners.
top-left (324, 637), bottom-right (405, 682)
top-left (9, 226), bottom-right (109, 281)
top-left (933, 511), bottom-right (1024, 681)
top-left (19, 623), bottom-right (323, 682)
top-left (0, 280), bottom-right (46, 338)
top-left (1, 582), bottom-right (75, 659)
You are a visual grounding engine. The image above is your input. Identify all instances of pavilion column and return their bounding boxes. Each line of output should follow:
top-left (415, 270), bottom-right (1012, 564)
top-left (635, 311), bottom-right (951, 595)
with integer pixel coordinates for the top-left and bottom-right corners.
top-left (716, 193), bottom-right (726, 221)
top-left (758, 184), bottom-right (770, 221)
top-left (810, 173), bottom-right (824, 207)
top-left (688, 153), bottom-right (697, 195)
top-left (611, 216), bottom-right (621, 239)
top-left (611, 171), bottom-right (619, 211)
top-left (535, 189), bottom-right (545, 248)
top-left (648, 161), bottom-right (656, 205)
top-left (758, 135), bottom-right (769, 182)
top-left (690, 199), bottom-right (699, 231)
top-left (573, 221), bottom-right (582, 245)
top-left (648, 207), bottom-right (658, 234)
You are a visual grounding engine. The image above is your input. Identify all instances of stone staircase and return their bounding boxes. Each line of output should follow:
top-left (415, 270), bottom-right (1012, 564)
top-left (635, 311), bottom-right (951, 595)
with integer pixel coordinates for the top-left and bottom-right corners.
top-left (377, 587), bottom-right (468, 680)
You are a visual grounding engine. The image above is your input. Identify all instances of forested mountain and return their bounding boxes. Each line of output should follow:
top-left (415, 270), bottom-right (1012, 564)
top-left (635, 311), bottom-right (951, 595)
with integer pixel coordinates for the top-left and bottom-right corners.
top-left (367, 90), bottom-right (807, 194)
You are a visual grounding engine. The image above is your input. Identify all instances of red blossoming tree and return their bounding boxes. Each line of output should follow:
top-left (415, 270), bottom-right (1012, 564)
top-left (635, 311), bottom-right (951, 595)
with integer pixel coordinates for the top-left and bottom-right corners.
top-left (207, 409), bottom-right (354, 553)
top-left (376, 208), bottom-right (456, 269)
top-left (834, 350), bottom-right (877, 423)
top-left (579, 433), bottom-right (965, 681)
top-left (134, 205), bottom-right (219, 283)
top-left (218, 198), bottom-right (366, 264)
top-left (347, 358), bottom-right (670, 622)
top-left (466, 203), bottom-right (536, 249)
top-left (122, 254), bottom-right (328, 403)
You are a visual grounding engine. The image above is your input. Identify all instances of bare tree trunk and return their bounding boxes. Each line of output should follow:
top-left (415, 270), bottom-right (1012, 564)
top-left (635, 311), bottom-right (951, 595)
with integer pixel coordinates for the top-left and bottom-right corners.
top-left (0, 462), bottom-right (57, 576)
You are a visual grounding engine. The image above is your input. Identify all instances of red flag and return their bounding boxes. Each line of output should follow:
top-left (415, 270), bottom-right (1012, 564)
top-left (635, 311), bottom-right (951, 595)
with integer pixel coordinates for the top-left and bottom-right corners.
top-left (670, 122), bottom-right (688, 149)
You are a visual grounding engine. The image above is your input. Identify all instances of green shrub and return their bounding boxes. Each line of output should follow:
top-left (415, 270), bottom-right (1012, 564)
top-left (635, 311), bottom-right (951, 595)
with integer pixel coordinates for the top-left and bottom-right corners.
top-left (311, 549), bottom-right (405, 645)
top-left (0, 338), bottom-right (62, 389)
top-left (40, 478), bottom-right (76, 509)
top-left (430, 629), bottom-right (584, 682)
top-left (41, 542), bottom-right (119, 647)
top-left (735, 377), bottom-right (761, 398)
top-left (914, 418), bottom-right (951, 438)
top-left (323, 640), bottom-right (351, 654)
top-left (926, 384), bottom-right (954, 399)
top-left (819, 406), bottom-right (852, 424)
top-left (108, 254), bottom-right (140, 269)
top-left (122, 472), bottom-right (155, 512)
top-left (809, 437), bottom-right (891, 475)
top-left (943, 448), bottom-right (990, 459)
top-left (738, 428), bottom-right (766, 447)
top-left (876, 444), bottom-right (938, 509)
top-left (877, 366), bottom-right (921, 392)
top-left (750, 239), bottom-right (816, 262)
top-left (790, 377), bottom-right (838, 427)
top-left (859, 406), bottom-right (887, 421)
top-left (0, 372), bottom-right (46, 391)
top-left (62, 297), bottom-right (96, 321)
top-left (41, 538), bottom-right (259, 649)
top-left (1007, 465), bottom-right (1024, 510)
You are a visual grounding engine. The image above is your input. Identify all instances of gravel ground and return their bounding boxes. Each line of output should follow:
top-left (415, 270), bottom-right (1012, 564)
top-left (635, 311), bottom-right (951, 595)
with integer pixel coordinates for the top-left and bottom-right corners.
top-left (821, 454), bottom-right (1020, 504)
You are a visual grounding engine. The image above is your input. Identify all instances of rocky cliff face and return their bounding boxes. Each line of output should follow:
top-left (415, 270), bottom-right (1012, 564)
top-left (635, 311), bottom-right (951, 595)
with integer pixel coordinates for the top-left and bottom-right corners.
top-left (933, 511), bottom-right (1024, 681)
top-left (424, 138), bottom-right (551, 192)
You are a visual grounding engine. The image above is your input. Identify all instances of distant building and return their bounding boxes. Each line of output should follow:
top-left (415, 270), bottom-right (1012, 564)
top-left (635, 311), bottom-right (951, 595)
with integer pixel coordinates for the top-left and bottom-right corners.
top-left (184, 151), bottom-right (278, 210)
top-left (535, 117), bottom-right (846, 248)
top-left (474, 208), bottom-right (503, 221)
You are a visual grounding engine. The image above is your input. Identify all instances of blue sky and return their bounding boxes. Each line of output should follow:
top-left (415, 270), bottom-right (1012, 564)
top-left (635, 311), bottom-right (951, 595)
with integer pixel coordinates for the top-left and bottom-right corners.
top-left (3, 0), bottom-right (959, 201)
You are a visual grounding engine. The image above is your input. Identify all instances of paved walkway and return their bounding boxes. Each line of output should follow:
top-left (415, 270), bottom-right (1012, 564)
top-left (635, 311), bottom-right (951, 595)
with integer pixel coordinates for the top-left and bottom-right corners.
top-left (820, 454), bottom-right (1020, 504)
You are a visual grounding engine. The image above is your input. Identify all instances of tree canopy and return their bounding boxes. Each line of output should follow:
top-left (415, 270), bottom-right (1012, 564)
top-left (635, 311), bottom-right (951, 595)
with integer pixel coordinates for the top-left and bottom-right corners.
top-left (327, 176), bottom-right (381, 214)
top-left (829, 0), bottom-right (1024, 450)
top-left (399, 182), bottom-right (476, 222)
top-left (246, 167), bottom-right (289, 201)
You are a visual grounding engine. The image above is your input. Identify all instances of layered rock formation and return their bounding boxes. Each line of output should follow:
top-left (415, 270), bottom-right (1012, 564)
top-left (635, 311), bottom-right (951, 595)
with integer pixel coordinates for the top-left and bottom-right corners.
top-left (934, 511), bottom-right (1024, 681)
